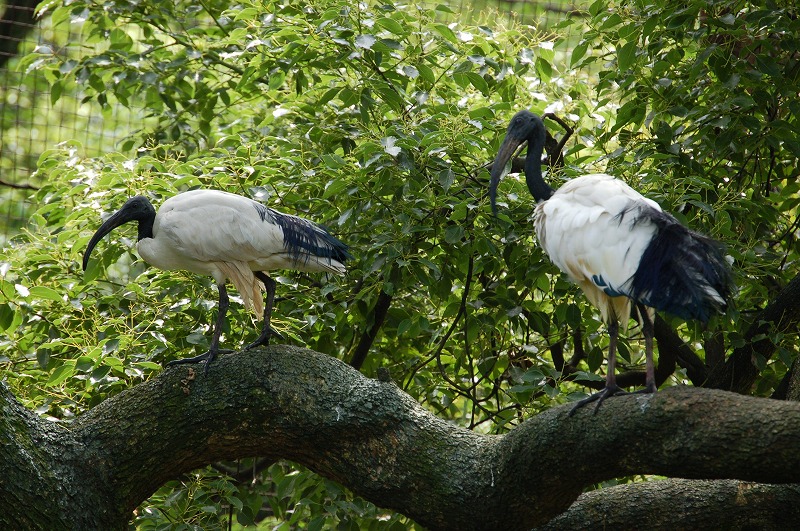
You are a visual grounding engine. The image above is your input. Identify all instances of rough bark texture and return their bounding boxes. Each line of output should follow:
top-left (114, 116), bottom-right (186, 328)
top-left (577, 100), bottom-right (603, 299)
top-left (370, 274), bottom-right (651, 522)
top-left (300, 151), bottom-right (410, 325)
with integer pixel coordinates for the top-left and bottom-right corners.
top-left (0, 380), bottom-right (118, 529)
top-left (537, 479), bottom-right (800, 530)
top-left (3, 345), bottom-right (800, 529)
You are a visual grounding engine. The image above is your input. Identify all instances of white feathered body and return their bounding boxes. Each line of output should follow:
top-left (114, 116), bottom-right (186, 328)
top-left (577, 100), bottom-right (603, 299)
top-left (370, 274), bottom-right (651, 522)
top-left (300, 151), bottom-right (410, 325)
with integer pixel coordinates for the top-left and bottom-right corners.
top-left (534, 172), bottom-right (731, 326)
top-left (535, 174), bottom-right (664, 325)
top-left (137, 190), bottom-right (347, 316)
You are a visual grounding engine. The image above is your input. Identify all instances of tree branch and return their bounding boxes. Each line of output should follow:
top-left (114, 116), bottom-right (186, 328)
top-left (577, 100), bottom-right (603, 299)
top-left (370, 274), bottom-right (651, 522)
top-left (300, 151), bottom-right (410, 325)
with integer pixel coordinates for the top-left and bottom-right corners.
top-left (654, 315), bottom-right (708, 385)
top-left (706, 272), bottom-right (800, 392)
top-left (566, 317), bottom-right (694, 391)
top-left (537, 479), bottom-right (800, 530)
top-left (0, 178), bottom-right (38, 190)
top-left (4, 346), bottom-right (800, 529)
top-left (348, 289), bottom-right (392, 369)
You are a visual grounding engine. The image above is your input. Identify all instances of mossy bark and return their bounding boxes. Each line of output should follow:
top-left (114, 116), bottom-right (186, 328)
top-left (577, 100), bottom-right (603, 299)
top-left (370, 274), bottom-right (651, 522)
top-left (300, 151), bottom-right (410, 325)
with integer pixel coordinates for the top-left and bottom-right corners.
top-left (537, 479), bottom-right (800, 530)
top-left (2, 345), bottom-right (800, 529)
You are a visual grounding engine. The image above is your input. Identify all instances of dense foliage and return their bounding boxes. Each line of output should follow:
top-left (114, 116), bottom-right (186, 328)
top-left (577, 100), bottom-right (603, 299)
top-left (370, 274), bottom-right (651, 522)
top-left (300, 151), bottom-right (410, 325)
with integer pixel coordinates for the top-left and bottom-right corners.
top-left (570, 0), bottom-right (800, 394)
top-left (0, 0), bottom-right (797, 526)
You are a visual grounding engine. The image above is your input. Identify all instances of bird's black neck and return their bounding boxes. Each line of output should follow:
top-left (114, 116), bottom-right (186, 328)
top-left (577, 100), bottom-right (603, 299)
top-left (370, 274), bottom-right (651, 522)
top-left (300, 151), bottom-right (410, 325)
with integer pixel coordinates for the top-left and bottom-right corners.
top-left (138, 219), bottom-right (153, 240)
top-left (136, 206), bottom-right (156, 241)
top-left (525, 136), bottom-right (555, 202)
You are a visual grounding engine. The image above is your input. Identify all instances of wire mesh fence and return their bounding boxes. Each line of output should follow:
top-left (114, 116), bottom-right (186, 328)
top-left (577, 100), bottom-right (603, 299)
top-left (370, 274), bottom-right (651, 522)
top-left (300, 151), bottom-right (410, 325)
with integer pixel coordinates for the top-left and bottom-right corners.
top-left (0, 0), bottom-right (583, 244)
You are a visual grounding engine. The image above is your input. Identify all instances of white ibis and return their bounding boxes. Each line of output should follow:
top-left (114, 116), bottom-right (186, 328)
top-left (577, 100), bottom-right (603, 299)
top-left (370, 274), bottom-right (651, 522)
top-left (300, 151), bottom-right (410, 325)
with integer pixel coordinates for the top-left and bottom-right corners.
top-left (82, 189), bottom-right (351, 372)
top-left (490, 110), bottom-right (733, 413)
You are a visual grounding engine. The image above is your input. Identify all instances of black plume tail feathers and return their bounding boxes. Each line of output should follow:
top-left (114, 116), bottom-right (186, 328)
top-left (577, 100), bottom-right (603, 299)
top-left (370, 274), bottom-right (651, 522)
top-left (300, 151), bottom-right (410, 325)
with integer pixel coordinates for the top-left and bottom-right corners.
top-left (628, 208), bottom-right (733, 323)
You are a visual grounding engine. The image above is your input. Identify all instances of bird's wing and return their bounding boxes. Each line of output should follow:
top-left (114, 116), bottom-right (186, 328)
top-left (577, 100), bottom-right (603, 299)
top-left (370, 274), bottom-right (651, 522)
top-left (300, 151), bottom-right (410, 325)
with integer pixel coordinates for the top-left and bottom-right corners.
top-left (535, 174), bottom-right (660, 301)
top-left (154, 190), bottom-right (348, 274)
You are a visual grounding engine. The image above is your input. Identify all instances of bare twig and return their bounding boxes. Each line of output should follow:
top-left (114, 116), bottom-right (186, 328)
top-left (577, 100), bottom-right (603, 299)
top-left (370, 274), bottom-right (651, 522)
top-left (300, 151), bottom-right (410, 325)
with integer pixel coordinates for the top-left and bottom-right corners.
top-left (0, 179), bottom-right (38, 190)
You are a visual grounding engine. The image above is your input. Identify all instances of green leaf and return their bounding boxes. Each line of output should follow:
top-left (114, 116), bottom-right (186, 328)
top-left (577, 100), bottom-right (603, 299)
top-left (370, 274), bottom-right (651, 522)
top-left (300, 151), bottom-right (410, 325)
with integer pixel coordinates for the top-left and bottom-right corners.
top-left (233, 7), bottom-right (260, 21)
top-left (586, 345), bottom-right (604, 373)
top-left (0, 303), bottom-right (14, 331)
top-left (323, 178), bottom-right (349, 199)
top-left (51, 79), bottom-right (63, 105)
top-left (355, 34), bottom-right (376, 50)
top-left (109, 28), bottom-right (133, 51)
top-left (47, 5), bottom-right (71, 27)
top-left (46, 364), bottom-right (75, 387)
top-left (29, 286), bottom-right (63, 302)
top-left (376, 17), bottom-right (406, 36)
top-left (600, 13), bottom-right (623, 30)
top-left (135, 361), bottom-right (164, 371)
top-left (617, 40), bottom-right (637, 71)
top-left (570, 42), bottom-right (588, 68)
top-left (444, 224), bottom-right (464, 244)
top-left (465, 72), bottom-right (489, 95)
top-left (535, 57), bottom-right (552, 82)
top-left (417, 63), bottom-right (435, 84)
top-left (613, 99), bottom-right (646, 131)
top-left (588, 0), bottom-right (605, 16)
top-left (433, 23), bottom-right (457, 43)
top-left (397, 318), bottom-right (412, 336)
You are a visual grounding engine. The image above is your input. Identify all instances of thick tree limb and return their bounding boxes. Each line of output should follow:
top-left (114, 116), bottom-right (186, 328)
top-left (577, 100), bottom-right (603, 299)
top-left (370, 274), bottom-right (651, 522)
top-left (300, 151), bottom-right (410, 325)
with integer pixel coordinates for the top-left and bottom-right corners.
top-left (537, 479), bottom-right (800, 530)
top-left (3, 346), bottom-right (800, 529)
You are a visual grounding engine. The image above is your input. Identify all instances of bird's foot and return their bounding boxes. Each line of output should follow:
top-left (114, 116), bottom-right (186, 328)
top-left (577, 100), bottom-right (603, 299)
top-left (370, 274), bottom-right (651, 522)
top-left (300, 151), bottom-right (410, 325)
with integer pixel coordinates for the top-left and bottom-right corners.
top-left (568, 384), bottom-right (627, 416)
top-left (167, 348), bottom-right (234, 374)
top-left (631, 381), bottom-right (658, 395)
top-left (244, 326), bottom-right (284, 350)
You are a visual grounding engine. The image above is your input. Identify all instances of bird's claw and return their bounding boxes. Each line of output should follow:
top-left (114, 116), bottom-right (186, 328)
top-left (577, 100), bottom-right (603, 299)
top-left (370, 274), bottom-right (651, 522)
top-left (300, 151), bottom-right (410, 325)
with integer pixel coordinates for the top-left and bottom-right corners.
top-left (167, 348), bottom-right (234, 374)
top-left (244, 326), bottom-right (283, 350)
top-left (631, 382), bottom-right (658, 395)
top-left (568, 384), bottom-right (627, 416)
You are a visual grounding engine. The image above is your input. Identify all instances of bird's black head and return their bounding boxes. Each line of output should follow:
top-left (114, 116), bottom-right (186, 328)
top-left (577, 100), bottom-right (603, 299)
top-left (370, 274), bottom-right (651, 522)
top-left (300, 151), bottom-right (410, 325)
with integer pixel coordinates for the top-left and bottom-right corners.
top-left (505, 110), bottom-right (546, 141)
top-left (82, 196), bottom-right (156, 271)
top-left (489, 110), bottom-right (550, 213)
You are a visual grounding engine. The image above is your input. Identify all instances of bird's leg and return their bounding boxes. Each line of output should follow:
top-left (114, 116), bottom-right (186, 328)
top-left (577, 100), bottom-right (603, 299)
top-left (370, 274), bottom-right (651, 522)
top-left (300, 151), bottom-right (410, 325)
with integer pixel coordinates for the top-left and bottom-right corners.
top-left (168, 283), bottom-right (233, 374)
top-left (245, 272), bottom-right (283, 350)
top-left (569, 320), bottom-right (627, 416)
top-left (633, 303), bottom-right (658, 394)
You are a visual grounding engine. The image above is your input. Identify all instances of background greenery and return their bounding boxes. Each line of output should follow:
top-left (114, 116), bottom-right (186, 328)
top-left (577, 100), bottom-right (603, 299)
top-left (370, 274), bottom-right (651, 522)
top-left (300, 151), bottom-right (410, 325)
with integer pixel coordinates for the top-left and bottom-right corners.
top-left (1, 0), bottom-right (798, 527)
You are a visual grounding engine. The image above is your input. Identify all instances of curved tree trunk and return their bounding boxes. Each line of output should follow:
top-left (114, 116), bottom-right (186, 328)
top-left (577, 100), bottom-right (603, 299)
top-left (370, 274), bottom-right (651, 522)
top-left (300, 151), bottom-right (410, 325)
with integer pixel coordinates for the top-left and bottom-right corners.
top-left (2, 345), bottom-right (800, 529)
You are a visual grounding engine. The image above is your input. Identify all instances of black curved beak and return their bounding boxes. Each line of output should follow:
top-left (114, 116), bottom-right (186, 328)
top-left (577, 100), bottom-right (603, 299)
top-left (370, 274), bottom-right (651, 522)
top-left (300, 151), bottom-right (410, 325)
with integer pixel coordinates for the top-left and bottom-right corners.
top-left (489, 131), bottom-right (526, 215)
top-left (82, 207), bottom-right (137, 271)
